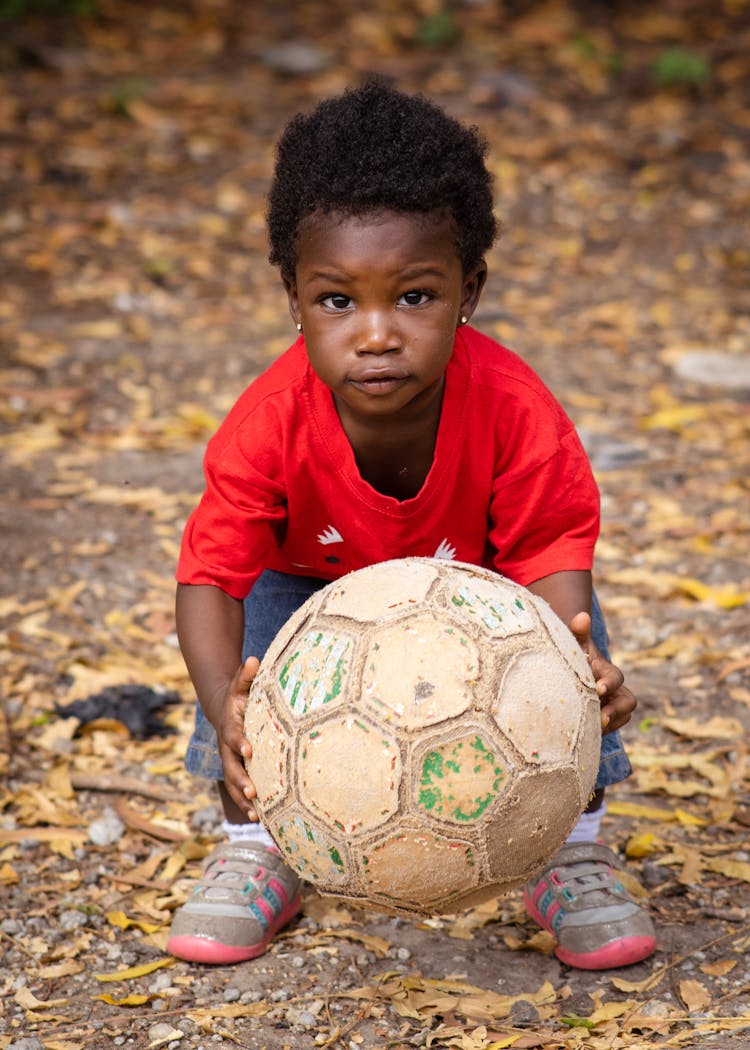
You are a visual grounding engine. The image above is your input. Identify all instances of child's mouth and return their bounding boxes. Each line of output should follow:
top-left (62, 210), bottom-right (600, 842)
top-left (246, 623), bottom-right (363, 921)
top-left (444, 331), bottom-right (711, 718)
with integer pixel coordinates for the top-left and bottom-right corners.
top-left (349, 368), bottom-right (409, 395)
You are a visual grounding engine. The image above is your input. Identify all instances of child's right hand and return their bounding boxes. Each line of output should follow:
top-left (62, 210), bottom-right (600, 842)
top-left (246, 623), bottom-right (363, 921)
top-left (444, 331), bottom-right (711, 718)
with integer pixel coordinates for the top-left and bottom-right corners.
top-left (216, 656), bottom-right (261, 819)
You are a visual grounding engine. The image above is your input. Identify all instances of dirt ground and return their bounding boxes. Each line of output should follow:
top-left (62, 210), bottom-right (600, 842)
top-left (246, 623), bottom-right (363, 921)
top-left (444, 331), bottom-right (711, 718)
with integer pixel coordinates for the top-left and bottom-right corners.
top-left (1, 1), bottom-right (750, 1048)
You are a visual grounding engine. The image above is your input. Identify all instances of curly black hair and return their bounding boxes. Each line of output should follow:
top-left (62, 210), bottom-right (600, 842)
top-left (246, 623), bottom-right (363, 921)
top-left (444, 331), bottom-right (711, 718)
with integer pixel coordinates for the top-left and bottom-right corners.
top-left (267, 80), bottom-right (498, 280)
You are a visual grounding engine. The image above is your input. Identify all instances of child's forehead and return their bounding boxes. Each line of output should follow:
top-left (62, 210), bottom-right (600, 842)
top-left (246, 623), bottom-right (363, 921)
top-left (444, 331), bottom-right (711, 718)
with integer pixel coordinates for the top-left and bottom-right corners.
top-left (296, 207), bottom-right (460, 262)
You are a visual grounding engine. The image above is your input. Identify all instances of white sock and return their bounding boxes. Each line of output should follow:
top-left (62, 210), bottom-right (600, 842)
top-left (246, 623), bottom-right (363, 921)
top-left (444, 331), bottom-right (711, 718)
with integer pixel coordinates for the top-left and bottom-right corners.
top-left (221, 820), bottom-right (277, 850)
top-left (566, 802), bottom-right (606, 844)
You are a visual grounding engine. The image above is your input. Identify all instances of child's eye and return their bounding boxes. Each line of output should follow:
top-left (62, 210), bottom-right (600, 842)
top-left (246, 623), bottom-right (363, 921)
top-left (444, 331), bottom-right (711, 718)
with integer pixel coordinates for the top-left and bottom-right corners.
top-left (398, 290), bottom-right (432, 307)
top-left (321, 294), bottom-right (352, 310)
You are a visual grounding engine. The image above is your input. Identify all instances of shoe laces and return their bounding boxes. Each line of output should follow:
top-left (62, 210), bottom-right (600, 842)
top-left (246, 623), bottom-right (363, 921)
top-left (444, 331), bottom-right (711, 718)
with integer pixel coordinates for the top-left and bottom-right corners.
top-left (553, 861), bottom-right (624, 907)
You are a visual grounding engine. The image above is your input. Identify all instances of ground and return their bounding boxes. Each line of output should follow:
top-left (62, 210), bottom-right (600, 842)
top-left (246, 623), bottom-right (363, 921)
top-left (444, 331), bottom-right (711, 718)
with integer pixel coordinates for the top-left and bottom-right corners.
top-left (1, 1), bottom-right (750, 1048)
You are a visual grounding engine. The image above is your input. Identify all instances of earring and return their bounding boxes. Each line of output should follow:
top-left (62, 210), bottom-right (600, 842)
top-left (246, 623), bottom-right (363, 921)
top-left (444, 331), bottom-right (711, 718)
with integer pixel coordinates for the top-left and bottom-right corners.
top-left (296, 322), bottom-right (302, 332)
top-left (460, 315), bottom-right (468, 325)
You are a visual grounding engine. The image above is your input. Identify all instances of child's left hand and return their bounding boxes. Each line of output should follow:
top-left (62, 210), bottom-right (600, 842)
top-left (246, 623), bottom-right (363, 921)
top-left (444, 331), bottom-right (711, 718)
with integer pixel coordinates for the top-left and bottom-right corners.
top-left (568, 611), bottom-right (637, 734)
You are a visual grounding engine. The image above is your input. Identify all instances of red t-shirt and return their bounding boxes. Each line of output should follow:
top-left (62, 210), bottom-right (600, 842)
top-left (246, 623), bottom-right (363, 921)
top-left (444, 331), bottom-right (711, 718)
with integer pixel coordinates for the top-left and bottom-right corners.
top-left (177, 326), bottom-right (599, 599)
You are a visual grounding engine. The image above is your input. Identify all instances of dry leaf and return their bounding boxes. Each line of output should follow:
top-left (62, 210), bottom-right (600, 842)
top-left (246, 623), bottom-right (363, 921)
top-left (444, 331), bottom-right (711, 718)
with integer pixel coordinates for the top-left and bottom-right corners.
top-left (678, 978), bottom-right (712, 1012)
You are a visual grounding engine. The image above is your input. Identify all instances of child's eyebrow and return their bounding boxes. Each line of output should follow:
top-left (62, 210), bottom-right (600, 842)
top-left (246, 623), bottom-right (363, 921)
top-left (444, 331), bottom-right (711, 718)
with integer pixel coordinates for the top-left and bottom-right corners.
top-left (304, 264), bottom-right (450, 285)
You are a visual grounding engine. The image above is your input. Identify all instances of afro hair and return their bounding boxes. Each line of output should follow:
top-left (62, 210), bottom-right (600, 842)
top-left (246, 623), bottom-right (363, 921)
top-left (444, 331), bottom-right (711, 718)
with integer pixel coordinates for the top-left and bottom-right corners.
top-left (267, 80), bottom-right (498, 280)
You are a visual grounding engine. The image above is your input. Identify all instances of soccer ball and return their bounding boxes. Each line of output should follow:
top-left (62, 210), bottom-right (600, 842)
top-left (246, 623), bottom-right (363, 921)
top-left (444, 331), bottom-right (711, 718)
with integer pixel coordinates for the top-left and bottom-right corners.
top-left (244, 558), bottom-right (601, 915)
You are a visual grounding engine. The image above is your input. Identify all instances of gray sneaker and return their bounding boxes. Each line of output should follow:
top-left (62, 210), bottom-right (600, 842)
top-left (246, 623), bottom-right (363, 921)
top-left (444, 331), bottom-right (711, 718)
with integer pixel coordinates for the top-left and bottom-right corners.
top-left (523, 841), bottom-right (656, 970)
top-left (168, 842), bottom-right (302, 964)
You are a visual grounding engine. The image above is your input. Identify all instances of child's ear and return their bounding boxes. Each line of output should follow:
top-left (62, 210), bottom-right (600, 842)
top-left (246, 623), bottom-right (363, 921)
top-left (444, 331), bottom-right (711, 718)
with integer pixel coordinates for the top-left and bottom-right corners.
top-left (459, 262), bottom-right (488, 324)
top-left (282, 274), bottom-right (301, 329)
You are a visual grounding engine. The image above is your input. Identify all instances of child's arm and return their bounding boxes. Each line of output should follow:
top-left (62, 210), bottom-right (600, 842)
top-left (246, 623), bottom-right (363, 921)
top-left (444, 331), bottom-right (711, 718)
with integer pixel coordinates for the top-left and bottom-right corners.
top-left (526, 570), bottom-right (636, 734)
top-left (176, 583), bottom-right (260, 819)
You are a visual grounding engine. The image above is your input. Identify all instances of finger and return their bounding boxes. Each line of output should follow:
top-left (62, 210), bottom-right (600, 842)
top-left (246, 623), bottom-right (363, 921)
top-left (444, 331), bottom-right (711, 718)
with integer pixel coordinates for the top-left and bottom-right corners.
top-left (234, 655), bottom-right (260, 693)
top-left (568, 611), bottom-right (592, 646)
top-left (220, 748), bottom-right (260, 818)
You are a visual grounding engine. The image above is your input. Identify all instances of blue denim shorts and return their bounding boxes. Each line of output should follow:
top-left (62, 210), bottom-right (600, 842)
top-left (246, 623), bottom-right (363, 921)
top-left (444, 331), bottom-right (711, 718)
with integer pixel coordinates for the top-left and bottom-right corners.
top-left (184, 569), bottom-right (632, 792)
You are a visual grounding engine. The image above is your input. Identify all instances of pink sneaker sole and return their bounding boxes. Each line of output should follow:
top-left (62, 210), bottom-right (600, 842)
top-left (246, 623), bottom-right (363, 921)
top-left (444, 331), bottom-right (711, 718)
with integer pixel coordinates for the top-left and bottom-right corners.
top-left (524, 890), bottom-right (656, 971)
top-left (167, 893), bottom-right (303, 965)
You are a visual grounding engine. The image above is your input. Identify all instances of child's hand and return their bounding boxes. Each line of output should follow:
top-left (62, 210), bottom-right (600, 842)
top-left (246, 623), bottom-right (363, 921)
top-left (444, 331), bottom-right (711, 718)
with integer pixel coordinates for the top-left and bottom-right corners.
top-left (568, 612), bottom-right (637, 734)
top-left (216, 656), bottom-right (261, 819)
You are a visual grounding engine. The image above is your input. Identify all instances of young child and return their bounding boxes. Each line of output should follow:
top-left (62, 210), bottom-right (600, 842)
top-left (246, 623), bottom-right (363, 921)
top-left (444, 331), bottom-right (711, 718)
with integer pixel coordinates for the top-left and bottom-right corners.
top-left (168, 80), bottom-right (656, 971)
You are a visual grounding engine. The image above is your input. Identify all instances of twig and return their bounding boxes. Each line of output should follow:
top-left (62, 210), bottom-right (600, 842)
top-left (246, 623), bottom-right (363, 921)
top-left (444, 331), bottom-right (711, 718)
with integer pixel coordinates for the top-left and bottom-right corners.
top-left (70, 772), bottom-right (180, 802)
top-left (0, 926), bottom-right (40, 960)
top-left (113, 797), bottom-right (189, 842)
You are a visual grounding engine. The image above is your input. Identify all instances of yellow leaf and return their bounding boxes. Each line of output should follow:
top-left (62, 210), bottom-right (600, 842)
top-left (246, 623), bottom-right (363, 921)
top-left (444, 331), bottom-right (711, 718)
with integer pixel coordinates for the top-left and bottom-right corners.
top-left (95, 992), bottom-right (160, 1007)
top-left (15, 987), bottom-right (69, 1010)
top-left (675, 578), bottom-right (748, 609)
top-left (94, 957), bottom-right (175, 982)
top-left (679, 978), bottom-right (711, 1012)
top-left (106, 910), bottom-right (161, 934)
top-left (660, 715), bottom-right (746, 739)
top-left (625, 832), bottom-right (662, 858)
top-left (588, 998), bottom-right (638, 1023)
top-left (33, 960), bottom-right (85, 980)
top-left (612, 970), bottom-right (665, 994)
top-left (704, 855), bottom-right (750, 883)
top-left (607, 800), bottom-right (706, 825)
top-left (640, 405), bottom-right (708, 430)
top-left (700, 958), bottom-right (736, 977)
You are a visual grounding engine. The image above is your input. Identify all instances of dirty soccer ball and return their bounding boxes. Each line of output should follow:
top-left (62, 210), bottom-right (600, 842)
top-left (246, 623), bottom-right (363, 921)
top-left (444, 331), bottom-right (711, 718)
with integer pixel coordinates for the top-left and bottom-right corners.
top-left (244, 558), bottom-right (601, 915)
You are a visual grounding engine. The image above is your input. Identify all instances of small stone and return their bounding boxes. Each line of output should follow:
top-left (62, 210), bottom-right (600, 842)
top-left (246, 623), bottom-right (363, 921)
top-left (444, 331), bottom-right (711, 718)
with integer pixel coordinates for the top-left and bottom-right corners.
top-left (286, 1006), bottom-right (317, 1028)
top-left (1, 918), bottom-right (21, 935)
top-left (88, 805), bottom-right (126, 846)
top-left (396, 946), bottom-right (411, 961)
top-left (290, 954), bottom-right (305, 968)
top-left (259, 41), bottom-right (330, 76)
top-left (509, 999), bottom-right (540, 1024)
top-left (59, 909), bottom-right (88, 931)
top-left (672, 350), bottom-right (750, 390)
top-left (9, 1040), bottom-right (45, 1050)
top-left (223, 987), bottom-right (241, 1002)
top-left (149, 1023), bottom-right (179, 1042)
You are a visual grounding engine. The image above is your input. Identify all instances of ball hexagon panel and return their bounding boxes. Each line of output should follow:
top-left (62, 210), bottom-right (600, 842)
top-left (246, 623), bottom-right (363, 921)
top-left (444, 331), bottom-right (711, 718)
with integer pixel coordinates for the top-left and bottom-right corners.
top-left (530, 593), bottom-right (596, 686)
top-left (267, 808), bottom-right (350, 888)
top-left (321, 559), bottom-right (440, 621)
top-left (274, 626), bottom-right (355, 718)
top-left (413, 726), bottom-right (512, 826)
top-left (361, 613), bottom-right (479, 730)
top-left (446, 575), bottom-right (537, 638)
top-left (298, 714), bottom-right (402, 834)
top-left (493, 649), bottom-right (590, 765)
top-left (358, 826), bottom-right (479, 909)
top-left (243, 693), bottom-right (289, 810)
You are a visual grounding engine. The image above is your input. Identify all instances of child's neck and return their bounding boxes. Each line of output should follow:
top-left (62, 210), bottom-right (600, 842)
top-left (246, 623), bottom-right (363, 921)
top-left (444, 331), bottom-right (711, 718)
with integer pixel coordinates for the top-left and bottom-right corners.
top-left (334, 388), bottom-right (444, 502)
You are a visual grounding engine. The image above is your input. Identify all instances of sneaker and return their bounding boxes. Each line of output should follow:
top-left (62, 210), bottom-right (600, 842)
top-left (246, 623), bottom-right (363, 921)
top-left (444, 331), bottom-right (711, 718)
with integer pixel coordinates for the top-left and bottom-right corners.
top-left (167, 842), bottom-right (302, 964)
top-left (523, 841), bottom-right (656, 970)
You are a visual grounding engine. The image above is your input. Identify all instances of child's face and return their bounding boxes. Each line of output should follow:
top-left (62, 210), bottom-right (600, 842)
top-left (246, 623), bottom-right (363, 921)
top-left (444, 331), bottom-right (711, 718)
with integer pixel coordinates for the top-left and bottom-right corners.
top-left (283, 209), bottom-right (486, 425)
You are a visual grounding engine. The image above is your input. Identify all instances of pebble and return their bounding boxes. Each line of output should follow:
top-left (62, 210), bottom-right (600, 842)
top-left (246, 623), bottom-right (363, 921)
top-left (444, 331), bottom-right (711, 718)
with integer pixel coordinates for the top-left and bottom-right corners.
top-left (286, 1006), bottom-right (318, 1028)
top-left (509, 999), bottom-right (540, 1024)
top-left (58, 909), bottom-right (88, 931)
top-left (1, 919), bottom-right (21, 935)
top-left (148, 1023), bottom-right (179, 1042)
top-left (258, 41), bottom-right (330, 76)
top-left (223, 987), bottom-right (241, 1002)
top-left (88, 805), bottom-right (126, 846)
top-left (671, 350), bottom-right (750, 390)
top-left (8, 1039), bottom-right (44, 1050)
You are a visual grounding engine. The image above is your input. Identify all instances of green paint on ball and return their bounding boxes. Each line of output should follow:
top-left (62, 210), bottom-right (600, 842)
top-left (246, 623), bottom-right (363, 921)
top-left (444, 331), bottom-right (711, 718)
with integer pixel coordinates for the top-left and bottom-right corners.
top-left (418, 735), bottom-right (505, 822)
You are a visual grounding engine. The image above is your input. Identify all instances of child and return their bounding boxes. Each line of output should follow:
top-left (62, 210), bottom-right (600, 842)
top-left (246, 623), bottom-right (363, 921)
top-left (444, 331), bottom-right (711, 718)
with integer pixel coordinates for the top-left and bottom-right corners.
top-left (168, 80), bottom-right (656, 971)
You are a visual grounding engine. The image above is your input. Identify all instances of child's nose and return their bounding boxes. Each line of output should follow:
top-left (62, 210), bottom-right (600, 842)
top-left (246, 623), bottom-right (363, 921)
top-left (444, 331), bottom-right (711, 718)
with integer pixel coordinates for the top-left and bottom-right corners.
top-left (356, 310), bottom-right (399, 354)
